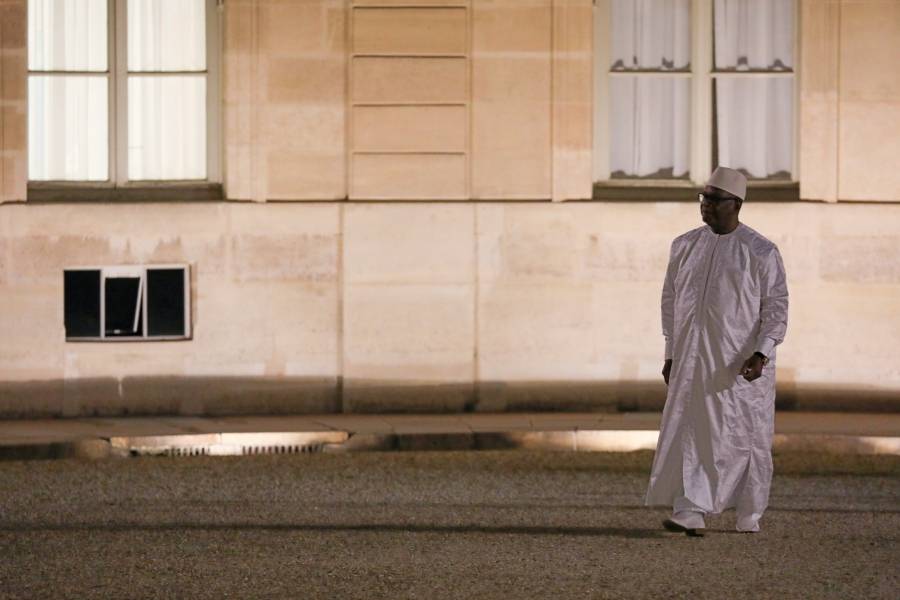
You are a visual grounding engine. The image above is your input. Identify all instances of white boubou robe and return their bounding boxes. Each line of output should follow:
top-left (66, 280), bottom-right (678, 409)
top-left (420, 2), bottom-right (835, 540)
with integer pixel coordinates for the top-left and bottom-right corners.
top-left (644, 222), bottom-right (789, 520)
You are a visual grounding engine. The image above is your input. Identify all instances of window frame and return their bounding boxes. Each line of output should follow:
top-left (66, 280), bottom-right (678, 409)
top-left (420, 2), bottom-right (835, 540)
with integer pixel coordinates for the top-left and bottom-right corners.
top-left (64, 263), bottom-right (192, 342)
top-left (27, 0), bottom-right (223, 198)
top-left (592, 0), bottom-right (800, 190)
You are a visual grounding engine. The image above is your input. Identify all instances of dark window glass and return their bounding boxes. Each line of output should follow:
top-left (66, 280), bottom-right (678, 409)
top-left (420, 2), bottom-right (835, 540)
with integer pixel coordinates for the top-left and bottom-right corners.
top-left (147, 268), bottom-right (185, 336)
top-left (64, 270), bottom-right (101, 337)
top-left (104, 277), bottom-right (142, 337)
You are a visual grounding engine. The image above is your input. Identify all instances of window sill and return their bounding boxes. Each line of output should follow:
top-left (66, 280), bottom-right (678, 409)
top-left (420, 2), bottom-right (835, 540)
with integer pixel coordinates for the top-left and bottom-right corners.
top-left (592, 181), bottom-right (799, 202)
top-left (27, 182), bottom-right (224, 203)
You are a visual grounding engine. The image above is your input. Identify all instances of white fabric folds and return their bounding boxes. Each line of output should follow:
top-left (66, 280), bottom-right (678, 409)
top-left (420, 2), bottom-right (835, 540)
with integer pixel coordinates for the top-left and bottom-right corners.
top-left (645, 223), bottom-right (789, 523)
top-left (609, 0), bottom-right (691, 178)
top-left (713, 0), bottom-right (795, 179)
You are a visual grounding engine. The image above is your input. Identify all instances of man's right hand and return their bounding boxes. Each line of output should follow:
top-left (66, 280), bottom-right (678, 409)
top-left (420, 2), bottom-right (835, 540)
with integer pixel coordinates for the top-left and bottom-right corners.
top-left (662, 359), bottom-right (673, 386)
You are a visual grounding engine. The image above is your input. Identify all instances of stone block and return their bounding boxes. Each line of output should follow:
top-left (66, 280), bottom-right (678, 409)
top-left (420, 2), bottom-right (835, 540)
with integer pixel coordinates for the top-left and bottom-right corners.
top-left (352, 57), bottom-right (467, 103)
top-left (260, 0), bottom-right (345, 55)
top-left (0, 1), bottom-right (26, 50)
top-left (262, 105), bottom-right (344, 153)
top-left (223, 0), bottom-right (256, 53)
top-left (0, 286), bottom-right (64, 374)
top-left (799, 92), bottom-right (839, 201)
top-left (266, 151), bottom-right (346, 200)
top-left (266, 57), bottom-right (345, 103)
top-left (820, 235), bottom-right (900, 284)
top-left (342, 381), bottom-right (475, 413)
top-left (259, 105), bottom-right (345, 199)
top-left (352, 105), bottom-right (466, 153)
top-left (838, 101), bottom-right (900, 201)
top-left (477, 282), bottom-right (596, 381)
top-left (0, 379), bottom-right (64, 418)
top-left (0, 53), bottom-right (26, 101)
top-left (472, 0), bottom-right (551, 53)
top-left (344, 203), bottom-right (474, 284)
top-left (351, 153), bottom-right (466, 199)
top-left (230, 234), bottom-right (338, 283)
top-left (352, 7), bottom-right (467, 55)
top-left (839, 0), bottom-right (900, 102)
top-left (343, 283), bottom-right (475, 381)
top-left (471, 54), bottom-right (551, 198)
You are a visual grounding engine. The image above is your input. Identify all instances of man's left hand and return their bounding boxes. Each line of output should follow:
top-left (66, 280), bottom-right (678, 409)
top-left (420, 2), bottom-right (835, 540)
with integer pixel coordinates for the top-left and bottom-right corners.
top-left (740, 355), bottom-right (765, 382)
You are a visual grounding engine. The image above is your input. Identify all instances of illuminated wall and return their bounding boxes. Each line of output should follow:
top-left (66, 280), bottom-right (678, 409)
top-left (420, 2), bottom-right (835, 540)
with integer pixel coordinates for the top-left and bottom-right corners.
top-left (0, 0), bottom-right (897, 417)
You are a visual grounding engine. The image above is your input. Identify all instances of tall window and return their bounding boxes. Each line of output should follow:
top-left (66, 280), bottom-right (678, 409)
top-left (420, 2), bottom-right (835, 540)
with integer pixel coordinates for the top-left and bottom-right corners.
top-left (608, 0), bottom-right (691, 179)
top-left (594, 0), bottom-right (796, 184)
top-left (28, 0), bottom-right (220, 184)
top-left (713, 0), bottom-right (794, 180)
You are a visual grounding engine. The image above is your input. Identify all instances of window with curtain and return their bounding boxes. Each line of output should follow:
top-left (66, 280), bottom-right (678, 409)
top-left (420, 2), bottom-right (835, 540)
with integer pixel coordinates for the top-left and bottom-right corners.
top-left (609, 0), bottom-right (691, 179)
top-left (597, 0), bottom-right (796, 184)
top-left (28, 0), bottom-right (216, 184)
top-left (713, 0), bottom-right (794, 180)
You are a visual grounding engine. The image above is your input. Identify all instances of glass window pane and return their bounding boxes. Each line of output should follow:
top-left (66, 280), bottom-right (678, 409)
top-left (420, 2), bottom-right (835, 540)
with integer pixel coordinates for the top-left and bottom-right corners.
top-left (610, 77), bottom-right (690, 178)
top-left (128, 0), bottom-right (206, 71)
top-left (611, 0), bottom-right (690, 70)
top-left (64, 270), bottom-right (101, 338)
top-left (28, 0), bottom-right (107, 72)
top-left (715, 78), bottom-right (793, 179)
top-left (714, 0), bottom-right (794, 70)
top-left (147, 269), bottom-right (185, 337)
top-left (128, 76), bottom-right (206, 180)
top-left (104, 277), bottom-right (143, 337)
top-left (28, 75), bottom-right (108, 181)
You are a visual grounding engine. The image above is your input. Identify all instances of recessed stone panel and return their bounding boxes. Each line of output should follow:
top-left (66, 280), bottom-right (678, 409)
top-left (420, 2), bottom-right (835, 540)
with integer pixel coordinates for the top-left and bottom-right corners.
top-left (352, 153), bottom-right (466, 199)
top-left (344, 283), bottom-right (475, 381)
top-left (353, 7), bottom-right (467, 55)
top-left (353, 105), bottom-right (466, 153)
top-left (352, 57), bottom-right (467, 103)
top-left (344, 204), bottom-right (474, 284)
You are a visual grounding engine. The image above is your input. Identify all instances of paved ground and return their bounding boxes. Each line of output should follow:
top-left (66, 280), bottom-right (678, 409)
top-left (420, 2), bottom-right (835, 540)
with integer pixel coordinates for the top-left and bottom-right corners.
top-left (1, 450), bottom-right (898, 599)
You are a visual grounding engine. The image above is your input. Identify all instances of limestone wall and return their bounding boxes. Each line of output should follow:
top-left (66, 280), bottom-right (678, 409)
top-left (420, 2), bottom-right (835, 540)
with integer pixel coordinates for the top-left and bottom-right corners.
top-left (223, 0), bottom-right (593, 202)
top-left (2, 201), bottom-right (899, 417)
top-left (0, 0), bottom-right (898, 417)
top-left (799, 0), bottom-right (900, 202)
top-left (0, 0), bottom-right (26, 203)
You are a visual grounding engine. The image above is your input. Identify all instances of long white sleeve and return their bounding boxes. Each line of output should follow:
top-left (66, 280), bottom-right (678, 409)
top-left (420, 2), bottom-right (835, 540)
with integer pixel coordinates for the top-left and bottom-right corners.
top-left (755, 246), bottom-right (789, 357)
top-left (661, 239), bottom-right (679, 360)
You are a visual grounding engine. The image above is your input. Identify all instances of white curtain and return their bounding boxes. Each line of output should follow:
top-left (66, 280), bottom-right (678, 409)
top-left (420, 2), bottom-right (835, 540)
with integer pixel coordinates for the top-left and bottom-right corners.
top-left (28, 0), bottom-right (108, 180)
top-left (714, 0), bottom-right (794, 70)
top-left (610, 78), bottom-right (691, 178)
top-left (128, 77), bottom-right (206, 180)
top-left (611, 0), bottom-right (691, 70)
top-left (127, 0), bottom-right (207, 180)
top-left (128, 0), bottom-right (205, 71)
top-left (716, 78), bottom-right (793, 180)
top-left (610, 0), bottom-right (691, 178)
top-left (714, 0), bottom-right (794, 179)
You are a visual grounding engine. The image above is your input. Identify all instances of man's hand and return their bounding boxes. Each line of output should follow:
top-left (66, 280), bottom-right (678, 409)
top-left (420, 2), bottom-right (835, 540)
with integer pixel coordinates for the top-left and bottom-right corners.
top-left (662, 359), bottom-right (673, 386)
top-left (740, 355), bottom-right (765, 382)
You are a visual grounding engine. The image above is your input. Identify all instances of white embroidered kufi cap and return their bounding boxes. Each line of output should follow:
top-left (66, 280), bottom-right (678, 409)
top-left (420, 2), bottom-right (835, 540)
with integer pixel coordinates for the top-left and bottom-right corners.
top-left (707, 166), bottom-right (747, 201)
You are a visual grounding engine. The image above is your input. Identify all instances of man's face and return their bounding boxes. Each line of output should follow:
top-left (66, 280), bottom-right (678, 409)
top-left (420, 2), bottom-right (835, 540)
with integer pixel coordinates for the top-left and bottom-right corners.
top-left (699, 185), bottom-right (740, 228)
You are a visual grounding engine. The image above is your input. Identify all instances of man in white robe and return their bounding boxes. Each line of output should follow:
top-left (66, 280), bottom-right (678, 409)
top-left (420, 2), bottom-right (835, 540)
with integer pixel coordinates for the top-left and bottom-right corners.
top-left (644, 166), bottom-right (789, 536)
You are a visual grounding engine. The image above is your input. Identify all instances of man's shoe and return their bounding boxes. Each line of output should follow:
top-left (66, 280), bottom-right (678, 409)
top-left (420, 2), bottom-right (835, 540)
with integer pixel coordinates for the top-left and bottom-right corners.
top-left (662, 518), bottom-right (705, 537)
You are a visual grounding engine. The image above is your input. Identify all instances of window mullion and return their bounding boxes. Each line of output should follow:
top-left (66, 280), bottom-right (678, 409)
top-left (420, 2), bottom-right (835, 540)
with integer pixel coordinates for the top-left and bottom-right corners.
top-left (115, 0), bottom-right (129, 185)
top-left (592, 0), bottom-right (611, 182)
top-left (690, 0), bottom-right (712, 185)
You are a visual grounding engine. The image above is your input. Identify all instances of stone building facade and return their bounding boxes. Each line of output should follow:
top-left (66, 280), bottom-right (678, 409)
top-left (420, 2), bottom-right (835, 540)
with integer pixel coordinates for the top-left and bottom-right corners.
top-left (0, 0), bottom-right (898, 417)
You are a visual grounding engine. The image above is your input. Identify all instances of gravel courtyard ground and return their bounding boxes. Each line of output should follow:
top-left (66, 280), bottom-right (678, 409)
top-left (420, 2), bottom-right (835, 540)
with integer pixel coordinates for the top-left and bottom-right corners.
top-left (1, 450), bottom-right (897, 599)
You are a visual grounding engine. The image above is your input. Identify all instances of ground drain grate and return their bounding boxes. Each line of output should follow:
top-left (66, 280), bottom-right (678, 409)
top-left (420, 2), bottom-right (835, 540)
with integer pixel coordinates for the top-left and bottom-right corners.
top-left (112, 432), bottom-right (349, 457)
top-left (240, 444), bottom-right (325, 455)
